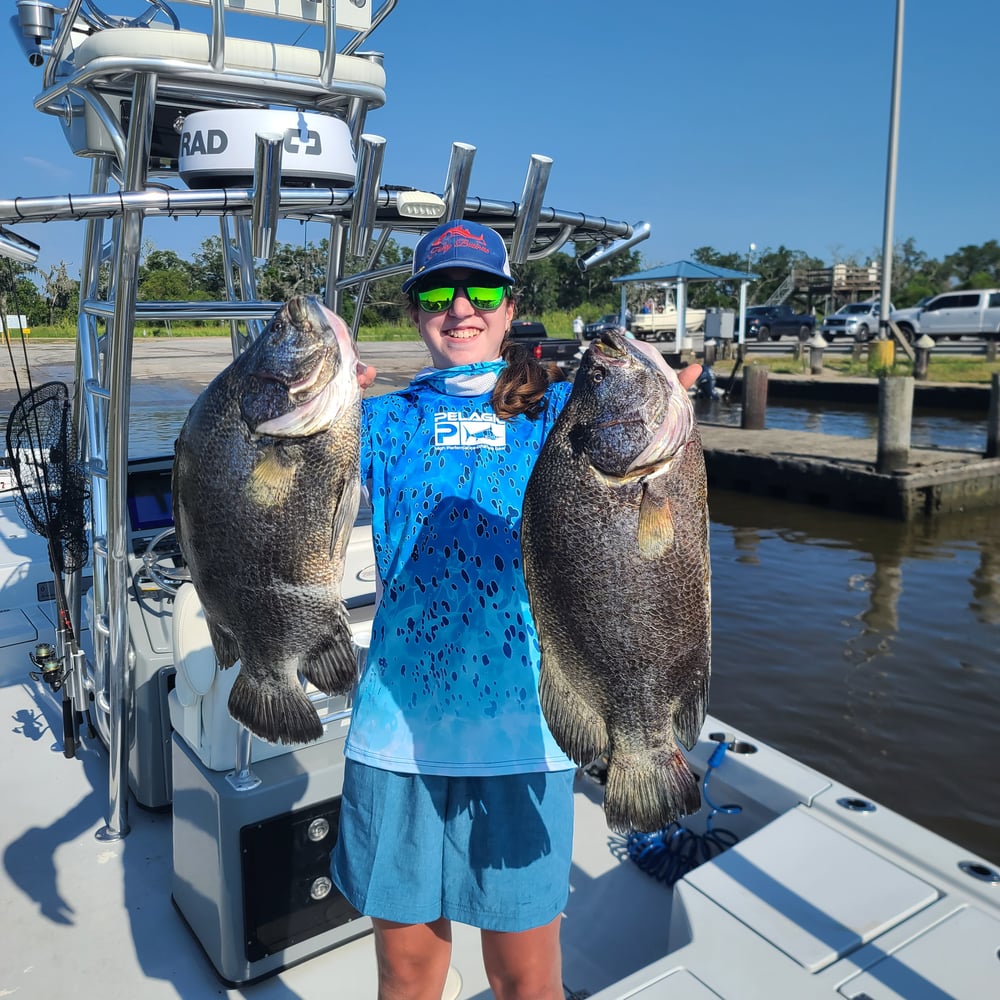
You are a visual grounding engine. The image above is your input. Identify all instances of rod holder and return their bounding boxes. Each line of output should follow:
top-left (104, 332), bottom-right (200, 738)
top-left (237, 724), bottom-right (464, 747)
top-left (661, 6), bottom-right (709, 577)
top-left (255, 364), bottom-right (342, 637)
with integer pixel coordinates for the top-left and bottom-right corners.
top-left (509, 154), bottom-right (553, 265)
top-left (577, 221), bottom-right (651, 272)
top-left (349, 133), bottom-right (386, 258)
top-left (250, 133), bottom-right (283, 260)
top-left (441, 142), bottom-right (476, 220)
top-left (0, 225), bottom-right (41, 265)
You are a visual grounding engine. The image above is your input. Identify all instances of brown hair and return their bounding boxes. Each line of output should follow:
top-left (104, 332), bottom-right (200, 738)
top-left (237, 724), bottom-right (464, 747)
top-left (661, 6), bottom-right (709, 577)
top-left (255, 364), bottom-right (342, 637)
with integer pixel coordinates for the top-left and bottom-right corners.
top-left (492, 339), bottom-right (567, 421)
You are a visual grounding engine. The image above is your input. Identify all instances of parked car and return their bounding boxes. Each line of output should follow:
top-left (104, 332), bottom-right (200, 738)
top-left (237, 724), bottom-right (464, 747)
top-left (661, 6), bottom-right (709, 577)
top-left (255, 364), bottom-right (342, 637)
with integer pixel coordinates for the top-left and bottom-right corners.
top-left (891, 289), bottom-right (1000, 342)
top-left (742, 304), bottom-right (815, 342)
top-left (582, 313), bottom-right (624, 339)
top-left (820, 300), bottom-right (893, 342)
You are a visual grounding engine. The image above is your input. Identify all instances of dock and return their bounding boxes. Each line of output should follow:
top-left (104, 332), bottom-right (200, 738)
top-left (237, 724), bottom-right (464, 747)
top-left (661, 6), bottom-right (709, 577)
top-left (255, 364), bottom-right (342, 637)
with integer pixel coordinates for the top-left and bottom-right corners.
top-left (704, 372), bottom-right (999, 520)
top-left (701, 422), bottom-right (1000, 520)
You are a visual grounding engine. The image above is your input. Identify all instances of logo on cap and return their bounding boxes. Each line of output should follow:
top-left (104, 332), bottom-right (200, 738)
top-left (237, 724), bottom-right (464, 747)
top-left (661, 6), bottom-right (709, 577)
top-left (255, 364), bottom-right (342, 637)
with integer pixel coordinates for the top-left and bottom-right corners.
top-left (426, 225), bottom-right (491, 261)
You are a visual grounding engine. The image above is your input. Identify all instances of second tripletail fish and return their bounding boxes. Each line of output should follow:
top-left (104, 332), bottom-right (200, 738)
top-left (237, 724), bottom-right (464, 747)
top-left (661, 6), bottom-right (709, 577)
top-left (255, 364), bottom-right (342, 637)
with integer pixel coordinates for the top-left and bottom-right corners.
top-left (172, 296), bottom-right (363, 744)
top-left (522, 329), bottom-right (711, 833)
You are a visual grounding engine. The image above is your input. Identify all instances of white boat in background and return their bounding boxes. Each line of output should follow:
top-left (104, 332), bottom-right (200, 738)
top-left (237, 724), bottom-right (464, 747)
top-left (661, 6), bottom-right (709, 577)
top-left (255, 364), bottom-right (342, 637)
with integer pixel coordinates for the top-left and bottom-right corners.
top-left (0, 2), bottom-right (997, 998)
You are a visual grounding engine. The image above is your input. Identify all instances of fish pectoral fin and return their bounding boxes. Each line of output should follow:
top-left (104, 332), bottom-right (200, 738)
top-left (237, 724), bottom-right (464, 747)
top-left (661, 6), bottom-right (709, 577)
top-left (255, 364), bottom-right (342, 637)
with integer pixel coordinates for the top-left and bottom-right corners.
top-left (637, 480), bottom-right (674, 558)
top-left (331, 476), bottom-right (361, 560)
top-left (247, 444), bottom-right (299, 507)
top-left (299, 610), bottom-right (358, 695)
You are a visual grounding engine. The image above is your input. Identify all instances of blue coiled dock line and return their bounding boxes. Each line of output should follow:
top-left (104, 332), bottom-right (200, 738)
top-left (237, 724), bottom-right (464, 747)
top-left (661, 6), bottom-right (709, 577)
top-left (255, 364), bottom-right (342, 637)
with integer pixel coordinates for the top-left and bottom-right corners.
top-left (613, 739), bottom-right (741, 886)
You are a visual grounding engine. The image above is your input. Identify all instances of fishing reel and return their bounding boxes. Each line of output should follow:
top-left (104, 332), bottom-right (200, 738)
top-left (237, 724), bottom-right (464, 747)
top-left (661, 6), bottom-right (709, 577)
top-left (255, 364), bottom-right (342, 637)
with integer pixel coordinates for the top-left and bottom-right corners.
top-left (29, 641), bottom-right (64, 691)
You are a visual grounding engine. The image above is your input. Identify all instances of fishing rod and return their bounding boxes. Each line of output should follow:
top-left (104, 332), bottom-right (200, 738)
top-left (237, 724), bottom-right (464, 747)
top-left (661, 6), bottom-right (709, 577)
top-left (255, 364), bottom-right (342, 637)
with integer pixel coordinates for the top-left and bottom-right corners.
top-left (2, 257), bottom-right (90, 758)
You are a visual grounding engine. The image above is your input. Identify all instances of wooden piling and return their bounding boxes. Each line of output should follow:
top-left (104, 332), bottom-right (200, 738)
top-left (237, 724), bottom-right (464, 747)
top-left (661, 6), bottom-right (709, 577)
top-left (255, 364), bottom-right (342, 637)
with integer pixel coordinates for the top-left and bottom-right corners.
top-left (987, 372), bottom-right (1000, 459)
top-left (741, 364), bottom-right (768, 430)
top-left (876, 375), bottom-right (914, 474)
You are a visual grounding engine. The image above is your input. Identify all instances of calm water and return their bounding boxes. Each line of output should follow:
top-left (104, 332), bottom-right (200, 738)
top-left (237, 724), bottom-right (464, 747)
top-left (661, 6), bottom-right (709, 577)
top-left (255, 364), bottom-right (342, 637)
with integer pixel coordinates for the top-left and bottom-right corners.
top-left (130, 395), bottom-right (999, 863)
top-left (695, 396), bottom-right (989, 451)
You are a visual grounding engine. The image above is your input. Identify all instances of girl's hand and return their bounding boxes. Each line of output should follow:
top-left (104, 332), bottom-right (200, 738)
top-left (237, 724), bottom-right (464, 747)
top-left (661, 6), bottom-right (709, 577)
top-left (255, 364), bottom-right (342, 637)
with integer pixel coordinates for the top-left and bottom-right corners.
top-left (356, 361), bottom-right (377, 389)
top-left (678, 364), bottom-right (702, 390)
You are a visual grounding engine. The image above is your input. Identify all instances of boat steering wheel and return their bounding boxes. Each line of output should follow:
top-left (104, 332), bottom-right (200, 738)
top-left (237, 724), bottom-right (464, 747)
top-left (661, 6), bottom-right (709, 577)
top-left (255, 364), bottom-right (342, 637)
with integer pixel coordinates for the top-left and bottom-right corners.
top-left (141, 527), bottom-right (190, 595)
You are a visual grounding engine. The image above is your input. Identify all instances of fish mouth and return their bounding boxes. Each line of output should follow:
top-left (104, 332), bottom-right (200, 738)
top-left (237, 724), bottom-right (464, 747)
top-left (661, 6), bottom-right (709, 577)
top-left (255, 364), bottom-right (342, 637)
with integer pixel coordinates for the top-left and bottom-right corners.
top-left (593, 329), bottom-right (630, 361)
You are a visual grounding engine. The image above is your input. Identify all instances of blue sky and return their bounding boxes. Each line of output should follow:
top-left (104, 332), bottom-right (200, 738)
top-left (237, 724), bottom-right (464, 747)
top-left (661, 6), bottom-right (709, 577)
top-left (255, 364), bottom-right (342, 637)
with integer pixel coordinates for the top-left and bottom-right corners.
top-left (1, 0), bottom-right (996, 278)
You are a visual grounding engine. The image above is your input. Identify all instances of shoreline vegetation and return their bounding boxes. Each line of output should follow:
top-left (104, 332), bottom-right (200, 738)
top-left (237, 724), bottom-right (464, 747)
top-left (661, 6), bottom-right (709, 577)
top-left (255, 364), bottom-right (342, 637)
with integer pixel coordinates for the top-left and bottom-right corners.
top-left (12, 320), bottom-right (1000, 385)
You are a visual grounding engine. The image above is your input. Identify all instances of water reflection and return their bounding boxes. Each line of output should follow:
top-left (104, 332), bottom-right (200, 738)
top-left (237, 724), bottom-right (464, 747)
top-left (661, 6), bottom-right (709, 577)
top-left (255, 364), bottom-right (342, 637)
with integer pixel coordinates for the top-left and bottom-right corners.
top-left (708, 491), bottom-right (1000, 862)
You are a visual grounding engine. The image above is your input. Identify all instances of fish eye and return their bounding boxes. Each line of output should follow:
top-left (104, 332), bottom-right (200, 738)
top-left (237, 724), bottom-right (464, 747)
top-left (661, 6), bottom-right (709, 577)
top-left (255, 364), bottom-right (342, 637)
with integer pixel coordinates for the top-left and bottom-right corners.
top-left (590, 366), bottom-right (606, 384)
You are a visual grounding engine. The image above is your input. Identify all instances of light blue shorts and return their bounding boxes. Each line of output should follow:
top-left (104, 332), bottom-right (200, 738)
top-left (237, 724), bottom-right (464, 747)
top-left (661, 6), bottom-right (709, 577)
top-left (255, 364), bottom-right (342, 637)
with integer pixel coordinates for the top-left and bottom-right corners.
top-left (331, 760), bottom-right (576, 932)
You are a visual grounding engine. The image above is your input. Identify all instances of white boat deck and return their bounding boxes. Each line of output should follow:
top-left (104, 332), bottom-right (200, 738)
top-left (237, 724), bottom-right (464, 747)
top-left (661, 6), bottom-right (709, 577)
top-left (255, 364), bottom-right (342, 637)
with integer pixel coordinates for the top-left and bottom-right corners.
top-left (4, 589), bottom-right (999, 1000)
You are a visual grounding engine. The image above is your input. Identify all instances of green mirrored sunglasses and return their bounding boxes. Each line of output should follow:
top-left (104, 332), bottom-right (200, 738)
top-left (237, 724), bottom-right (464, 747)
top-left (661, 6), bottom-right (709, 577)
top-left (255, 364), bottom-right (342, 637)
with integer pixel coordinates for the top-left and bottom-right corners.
top-left (414, 285), bottom-right (508, 313)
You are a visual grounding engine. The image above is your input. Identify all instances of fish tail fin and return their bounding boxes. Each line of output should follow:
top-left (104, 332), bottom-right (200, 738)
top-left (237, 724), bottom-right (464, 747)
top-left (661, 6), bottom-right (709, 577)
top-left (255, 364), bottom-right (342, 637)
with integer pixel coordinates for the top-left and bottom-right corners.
top-left (228, 667), bottom-right (323, 745)
top-left (299, 613), bottom-right (358, 695)
top-left (604, 745), bottom-right (701, 834)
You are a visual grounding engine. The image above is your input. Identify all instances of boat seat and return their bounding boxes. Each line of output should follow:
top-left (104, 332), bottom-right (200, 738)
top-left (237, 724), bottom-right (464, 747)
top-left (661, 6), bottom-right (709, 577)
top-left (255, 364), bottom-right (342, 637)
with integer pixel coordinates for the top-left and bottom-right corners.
top-left (168, 581), bottom-right (368, 772)
top-left (66, 28), bottom-right (386, 104)
top-left (40, 0), bottom-right (386, 158)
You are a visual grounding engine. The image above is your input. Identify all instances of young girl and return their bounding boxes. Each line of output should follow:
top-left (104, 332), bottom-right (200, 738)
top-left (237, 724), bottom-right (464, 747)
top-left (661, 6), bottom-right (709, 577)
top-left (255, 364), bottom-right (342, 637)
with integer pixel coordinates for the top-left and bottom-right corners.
top-left (332, 219), bottom-right (699, 1000)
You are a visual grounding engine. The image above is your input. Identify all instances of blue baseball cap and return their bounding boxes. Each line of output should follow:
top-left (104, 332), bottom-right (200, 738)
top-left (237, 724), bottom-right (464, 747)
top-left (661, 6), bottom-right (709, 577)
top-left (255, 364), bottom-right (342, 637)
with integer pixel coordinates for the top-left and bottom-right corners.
top-left (402, 220), bottom-right (514, 293)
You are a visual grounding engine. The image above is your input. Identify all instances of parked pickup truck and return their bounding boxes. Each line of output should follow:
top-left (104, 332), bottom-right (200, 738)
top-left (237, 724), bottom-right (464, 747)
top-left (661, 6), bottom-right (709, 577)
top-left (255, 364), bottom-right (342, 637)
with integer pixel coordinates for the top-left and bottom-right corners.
top-left (820, 300), bottom-right (893, 342)
top-left (890, 289), bottom-right (1000, 342)
top-left (507, 320), bottom-right (579, 369)
top-left (743, 304), bottom-right (815, 342)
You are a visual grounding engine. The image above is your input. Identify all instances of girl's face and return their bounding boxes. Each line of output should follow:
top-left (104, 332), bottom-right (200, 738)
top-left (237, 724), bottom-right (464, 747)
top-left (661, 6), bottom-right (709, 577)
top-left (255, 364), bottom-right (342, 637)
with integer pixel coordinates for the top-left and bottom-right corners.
top-left (409, 268), bottom-right (515, 369)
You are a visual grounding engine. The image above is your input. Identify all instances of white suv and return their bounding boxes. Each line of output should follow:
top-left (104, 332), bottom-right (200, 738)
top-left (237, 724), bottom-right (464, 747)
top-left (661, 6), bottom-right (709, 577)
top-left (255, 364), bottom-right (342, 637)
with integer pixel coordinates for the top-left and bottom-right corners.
top-left (820, 300), bottom-right (890, 342)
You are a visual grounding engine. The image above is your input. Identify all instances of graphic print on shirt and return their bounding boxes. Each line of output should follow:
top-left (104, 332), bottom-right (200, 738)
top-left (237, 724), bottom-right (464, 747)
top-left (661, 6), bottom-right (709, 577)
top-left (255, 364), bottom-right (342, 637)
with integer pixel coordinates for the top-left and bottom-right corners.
top-left (433, 410), bottom-right (507, 449)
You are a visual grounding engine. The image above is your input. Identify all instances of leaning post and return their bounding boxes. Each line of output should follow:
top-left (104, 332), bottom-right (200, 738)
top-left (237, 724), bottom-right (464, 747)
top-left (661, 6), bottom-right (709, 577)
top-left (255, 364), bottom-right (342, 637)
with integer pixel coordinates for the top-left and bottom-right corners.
top-left (741, 363), bottom-right (768, 430)
top-left (876, 375), bottom-right (914, 474)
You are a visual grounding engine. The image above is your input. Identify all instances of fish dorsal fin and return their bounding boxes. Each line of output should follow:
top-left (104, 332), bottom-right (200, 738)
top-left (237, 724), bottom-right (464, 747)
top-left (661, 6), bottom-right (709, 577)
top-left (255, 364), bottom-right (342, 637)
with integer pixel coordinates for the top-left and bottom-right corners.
top-left (638, 479), bottom-right (674, 558)
top-left (247, 445), bottom-right (298, 507)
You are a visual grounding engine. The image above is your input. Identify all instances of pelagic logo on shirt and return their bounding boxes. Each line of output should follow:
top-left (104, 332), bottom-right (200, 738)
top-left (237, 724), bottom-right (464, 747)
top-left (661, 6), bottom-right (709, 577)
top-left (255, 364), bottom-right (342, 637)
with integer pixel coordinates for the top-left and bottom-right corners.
top-left (433, 410), bottom-right (507, 449)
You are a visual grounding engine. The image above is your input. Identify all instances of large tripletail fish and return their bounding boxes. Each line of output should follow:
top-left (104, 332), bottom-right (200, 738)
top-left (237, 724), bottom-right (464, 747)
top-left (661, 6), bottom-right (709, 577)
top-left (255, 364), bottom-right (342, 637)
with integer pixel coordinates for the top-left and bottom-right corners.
top-left (522, 329), bottom-right (711, 833)
top-left (172, 296), bottom-right (362, 744)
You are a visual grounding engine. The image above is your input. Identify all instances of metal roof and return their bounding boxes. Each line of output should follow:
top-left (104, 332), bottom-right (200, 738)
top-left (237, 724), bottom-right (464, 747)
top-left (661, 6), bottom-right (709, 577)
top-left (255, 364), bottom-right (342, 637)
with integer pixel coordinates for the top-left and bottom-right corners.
top-left (612, 260), bottom-right (759, 283)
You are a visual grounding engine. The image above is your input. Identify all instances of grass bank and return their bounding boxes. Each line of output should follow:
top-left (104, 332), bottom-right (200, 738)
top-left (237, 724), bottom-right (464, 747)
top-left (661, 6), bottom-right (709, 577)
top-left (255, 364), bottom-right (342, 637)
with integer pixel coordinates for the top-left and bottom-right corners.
top-left (709, 352), bottom-right (1000, 385)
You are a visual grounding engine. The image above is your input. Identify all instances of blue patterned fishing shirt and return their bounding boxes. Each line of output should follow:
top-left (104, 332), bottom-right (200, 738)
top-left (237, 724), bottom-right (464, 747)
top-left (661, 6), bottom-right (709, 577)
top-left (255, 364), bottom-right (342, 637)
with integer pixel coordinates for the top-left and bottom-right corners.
top-left (345, 362), bottom-right (575, 775)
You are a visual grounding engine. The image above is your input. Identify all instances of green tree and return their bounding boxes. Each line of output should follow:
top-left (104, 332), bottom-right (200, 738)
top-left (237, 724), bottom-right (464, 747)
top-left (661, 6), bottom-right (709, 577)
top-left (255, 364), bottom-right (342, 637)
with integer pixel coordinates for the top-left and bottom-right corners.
top-left (0, 262), bottom-right (48, 327)
top-left (942, 241), bottom-right (1000, 288)
top-left (38, 262), bottom-right (79, 326)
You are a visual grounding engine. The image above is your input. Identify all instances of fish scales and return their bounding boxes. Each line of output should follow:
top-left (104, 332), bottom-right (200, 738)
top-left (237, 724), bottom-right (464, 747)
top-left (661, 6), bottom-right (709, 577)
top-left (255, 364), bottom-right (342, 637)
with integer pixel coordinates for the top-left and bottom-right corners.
top-left (522, 330), bottom-right (711, 833)
top-left (172, 296), bottom-right (362, 745)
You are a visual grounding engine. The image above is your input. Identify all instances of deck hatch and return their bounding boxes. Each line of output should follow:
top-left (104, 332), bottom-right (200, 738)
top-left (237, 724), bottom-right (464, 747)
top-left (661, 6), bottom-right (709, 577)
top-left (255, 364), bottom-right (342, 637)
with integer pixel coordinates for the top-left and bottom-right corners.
top-left (682, 807), bottom-right (938, 972)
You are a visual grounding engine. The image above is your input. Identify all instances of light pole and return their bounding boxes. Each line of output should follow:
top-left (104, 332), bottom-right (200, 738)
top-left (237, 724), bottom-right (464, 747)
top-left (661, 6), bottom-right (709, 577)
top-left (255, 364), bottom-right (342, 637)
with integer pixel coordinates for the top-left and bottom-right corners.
top-left (738, 243), bottom-right (756, 355)
top-left (879, 0), bottom-right (904, 341)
